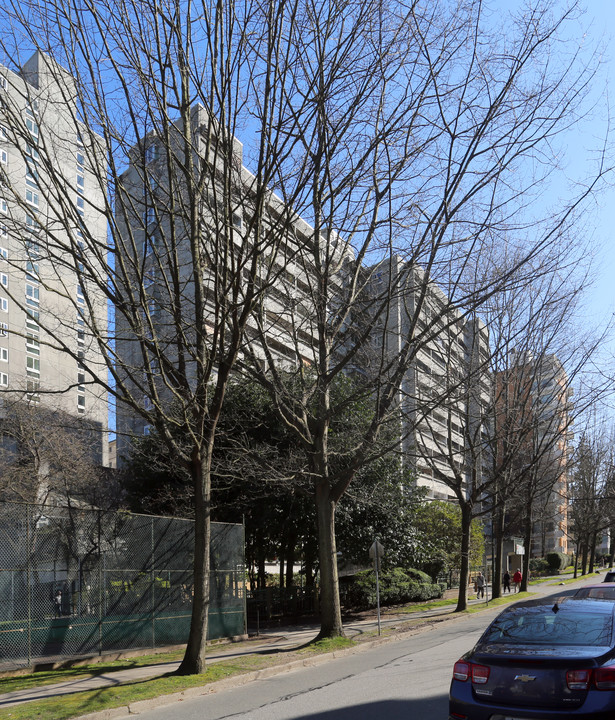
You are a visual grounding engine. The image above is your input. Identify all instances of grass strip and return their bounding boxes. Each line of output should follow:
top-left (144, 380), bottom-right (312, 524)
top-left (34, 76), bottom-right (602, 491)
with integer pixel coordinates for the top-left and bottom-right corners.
top-left (0, 640), bottom-right (356, 720)
top-left (548, 572), bottom-right (601, 586)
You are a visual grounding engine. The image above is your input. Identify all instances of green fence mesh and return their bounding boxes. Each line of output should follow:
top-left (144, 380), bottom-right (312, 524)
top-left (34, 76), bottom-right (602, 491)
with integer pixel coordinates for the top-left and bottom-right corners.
top-left (0, 502), bottom-right (245, 670)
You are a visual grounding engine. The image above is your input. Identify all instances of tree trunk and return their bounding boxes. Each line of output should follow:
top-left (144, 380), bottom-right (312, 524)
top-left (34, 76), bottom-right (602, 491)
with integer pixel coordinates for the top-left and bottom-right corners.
top-left (286, 528), bottom-right (297, 588)
top-left (521, 495), bottom-right (533, 593)
top-left (455, 503), bottom-right (472, 612)
top-left (304, 533), bottom-right (317, 588)
top-left (492, 505), bottom-right (505, 600)
top-left (257, 553), bottom-right (266, 589)
top-left (589, 531), bottom-right (597, 573)
top-left (314, 483), bottom-right (343, 638)
top-left (581, 541), bottom-right (588, 576)
top-left (177, 450), bottom-right (211, 675)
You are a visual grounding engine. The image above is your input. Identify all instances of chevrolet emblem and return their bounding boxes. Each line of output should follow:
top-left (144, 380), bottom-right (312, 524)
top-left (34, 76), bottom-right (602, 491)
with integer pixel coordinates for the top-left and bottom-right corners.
top-left (514, 674), bottom-right (537, 682)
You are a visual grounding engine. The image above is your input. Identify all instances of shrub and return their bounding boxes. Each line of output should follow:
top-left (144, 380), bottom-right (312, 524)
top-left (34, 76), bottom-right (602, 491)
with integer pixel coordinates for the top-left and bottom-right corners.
top-left (529, 557), bottom-right (550, 574)
top-left (343, 567), bottom-right (442, 610)
top-left (545, 552), bottom-right (568, 572)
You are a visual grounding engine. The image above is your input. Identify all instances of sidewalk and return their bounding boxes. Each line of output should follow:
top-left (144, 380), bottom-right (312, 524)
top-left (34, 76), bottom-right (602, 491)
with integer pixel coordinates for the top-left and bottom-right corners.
top-left (0, 573), bottom-right (596, 711)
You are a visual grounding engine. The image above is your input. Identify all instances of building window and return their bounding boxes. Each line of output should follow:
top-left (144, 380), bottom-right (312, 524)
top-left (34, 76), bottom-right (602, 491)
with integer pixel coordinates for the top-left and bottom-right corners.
top-left (0, 77), bottom-right (6, 91)
top-left (0, 125), bottom-right (6, 139)
top-left (0, 274), bottom-right (7, 288)
top-left (0, 373), bottom-right (7, 387)
top-left (0, 224), bottom-right (6, 239)
top-left (0, 322), bottom-right (7, 337)
top-left (77, 195), bottom-right (85, 217)
top-left (143, 424), bottom-right (152, 436)
top-left (26, 379), bottom-right (39, 402)
top-left (0, 247), bottom-right (6, 261)
top-left (144, 144), bottom-right (159, 163)
top-left (26, 262), bottom-right (39, 282)
top-left (0, 298), bottom-right (7, 312)
top-left (77, 173), bottom-right (85, 191)
top-left (26, 356), bottom-right (40, 375)
top-left (26, 284), bottom-right (39, 302)
top-left (26, 335), bottom-right (39, 355)
top-left (0, 198), bottom-right (6, 214)
top-left (142, 207), bottom-right (155, 226)
top-left (0, 149), bottom-right (7, 165)
top-left (26, 167), bottom-right (38, 188)
top-left (26, 238), bottom-right (40, 260)
top-left (0, 348), bottom-right (7, 362)
top-left (25, 107), bottom-right (39, 140)
top-left (25, 189), bottom-right (39, 207)
top-left (77, 395), bottom-right (85, 413)
top-left (26, 309), bottom-right (39, 332)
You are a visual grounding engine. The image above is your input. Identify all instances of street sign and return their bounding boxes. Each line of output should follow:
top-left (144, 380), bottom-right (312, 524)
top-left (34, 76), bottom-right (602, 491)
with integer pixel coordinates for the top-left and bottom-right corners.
top-left (369, 540), bottom-right (384, 561)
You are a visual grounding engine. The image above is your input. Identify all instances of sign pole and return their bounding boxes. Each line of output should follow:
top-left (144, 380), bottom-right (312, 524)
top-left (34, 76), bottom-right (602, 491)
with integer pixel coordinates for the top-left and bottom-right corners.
top-left (370, 539), bottom-right (384, 636)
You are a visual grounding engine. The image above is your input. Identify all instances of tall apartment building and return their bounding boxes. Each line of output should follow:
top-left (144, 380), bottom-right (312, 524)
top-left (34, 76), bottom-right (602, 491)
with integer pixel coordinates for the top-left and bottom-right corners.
top-left (367, 258), bottom-right (491, 501)
top-left (114, 104), bottom-right (341, 459)
top-left (0, 52), bottom-right (108, 464)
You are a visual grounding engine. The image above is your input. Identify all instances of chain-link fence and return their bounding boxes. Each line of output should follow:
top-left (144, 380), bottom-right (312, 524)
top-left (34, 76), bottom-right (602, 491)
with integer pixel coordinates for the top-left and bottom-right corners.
top-left (0, 502), bottom-right (245, 670)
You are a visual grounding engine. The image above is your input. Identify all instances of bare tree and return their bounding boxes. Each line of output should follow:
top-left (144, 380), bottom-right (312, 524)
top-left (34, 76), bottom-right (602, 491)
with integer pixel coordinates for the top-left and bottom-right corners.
top-left (568, 425), bottom-right (615, 574)
top-left (0, 399), bottom-right (115, 507)
top-left (0, 0), bottom-right (327, 673)
top-left (0, 0), bottom-right (608, 651)
top-left (242, 0), bottom-right (606, 633)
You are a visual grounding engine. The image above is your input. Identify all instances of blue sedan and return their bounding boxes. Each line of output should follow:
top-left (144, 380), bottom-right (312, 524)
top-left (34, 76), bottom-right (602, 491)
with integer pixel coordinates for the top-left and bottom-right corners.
top-left (449, 597), bottom-right (615, 719)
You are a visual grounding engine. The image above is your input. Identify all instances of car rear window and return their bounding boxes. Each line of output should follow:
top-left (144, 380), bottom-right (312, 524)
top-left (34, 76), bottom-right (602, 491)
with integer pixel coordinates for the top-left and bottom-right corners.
top-left (576, 588), bottom-right (615, 599)
top-left (482, 610), bottom-right (613, 646)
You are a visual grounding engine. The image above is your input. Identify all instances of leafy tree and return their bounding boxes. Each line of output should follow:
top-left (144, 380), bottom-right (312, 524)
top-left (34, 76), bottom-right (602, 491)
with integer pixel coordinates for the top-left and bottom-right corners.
top-left (411, 501), bottom-right (484, 580)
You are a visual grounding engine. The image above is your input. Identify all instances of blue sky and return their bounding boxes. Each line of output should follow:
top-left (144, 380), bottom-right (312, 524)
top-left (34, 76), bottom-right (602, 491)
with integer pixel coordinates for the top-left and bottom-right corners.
top-left (571, 2), bottom-right (615, 353)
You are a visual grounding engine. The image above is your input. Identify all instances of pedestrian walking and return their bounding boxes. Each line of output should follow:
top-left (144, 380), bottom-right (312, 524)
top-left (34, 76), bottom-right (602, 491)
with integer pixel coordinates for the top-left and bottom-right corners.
top-left (502, 571), bottom-right (511, 593)
top-left (513, 568), bottom-right (522, 593)
top-left (476, 572), bottom-right (485, 599)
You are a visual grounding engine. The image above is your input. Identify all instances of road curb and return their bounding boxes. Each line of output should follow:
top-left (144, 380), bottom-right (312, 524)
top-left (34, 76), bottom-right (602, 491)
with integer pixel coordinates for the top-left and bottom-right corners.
top-left (75, 612), bottom-right (473, 720)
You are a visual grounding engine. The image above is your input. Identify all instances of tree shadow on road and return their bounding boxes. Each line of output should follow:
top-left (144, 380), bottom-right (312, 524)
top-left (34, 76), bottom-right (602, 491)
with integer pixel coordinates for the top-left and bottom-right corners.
top-left (276, 697), bottom-right (449, 720)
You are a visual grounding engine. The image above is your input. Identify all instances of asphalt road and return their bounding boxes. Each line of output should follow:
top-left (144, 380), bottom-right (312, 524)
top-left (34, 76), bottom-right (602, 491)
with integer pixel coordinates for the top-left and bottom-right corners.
top-left (113, 605), bottom-right (505, 720)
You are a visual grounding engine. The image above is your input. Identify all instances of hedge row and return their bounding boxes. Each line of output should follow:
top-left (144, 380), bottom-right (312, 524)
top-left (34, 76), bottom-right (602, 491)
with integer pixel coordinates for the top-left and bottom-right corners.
top-left (343, 567), bottom-right (443, 610)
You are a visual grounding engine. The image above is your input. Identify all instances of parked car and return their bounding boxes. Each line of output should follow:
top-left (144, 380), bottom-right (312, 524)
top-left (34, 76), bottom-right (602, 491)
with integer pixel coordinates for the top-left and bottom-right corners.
top-left (449, 597), bottom-right (615, 719)
top-left (574, 584), bottom-right (615, 600)
top-left (603, 571), bottom-right (615, 583)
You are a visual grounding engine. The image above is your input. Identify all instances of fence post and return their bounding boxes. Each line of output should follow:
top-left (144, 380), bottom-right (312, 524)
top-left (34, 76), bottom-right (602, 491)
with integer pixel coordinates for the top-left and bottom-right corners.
top-left (151, 517), bottom-right (155, 650)
top-left (26, 505), bottom-right (32, 667)
top-left (98, 509), bottom-right (103, 656)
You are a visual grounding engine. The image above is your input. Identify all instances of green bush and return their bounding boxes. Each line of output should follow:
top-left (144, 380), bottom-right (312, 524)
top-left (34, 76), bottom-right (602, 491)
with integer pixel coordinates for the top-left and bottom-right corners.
top-left (529, 557), bottom-right (550, 574)
top-left (545, 552), bottom-right (568, 572)
top-left (343, 567), bottom-right (442, 610)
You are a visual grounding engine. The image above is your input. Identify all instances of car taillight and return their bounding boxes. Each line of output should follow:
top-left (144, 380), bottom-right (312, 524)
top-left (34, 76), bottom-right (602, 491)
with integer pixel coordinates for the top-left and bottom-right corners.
top-left (566, 669), bottom-right (591, 690)
top-left (595, 666), bottom-right (615, 690)
top-left (471, 664), bottom-right (490, 684)
top-left (453, 661), bottom-right (470, 681)
top-left (452, 660), bottom-right (490, 684)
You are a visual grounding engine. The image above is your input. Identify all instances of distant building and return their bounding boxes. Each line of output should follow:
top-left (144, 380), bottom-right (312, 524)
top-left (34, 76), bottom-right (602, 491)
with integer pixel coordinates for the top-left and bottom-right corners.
top-left (0, 52), bottom-right (108, 464)
top-left (495, 351), bottom-right (572, 555)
